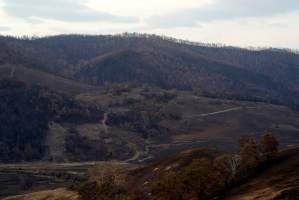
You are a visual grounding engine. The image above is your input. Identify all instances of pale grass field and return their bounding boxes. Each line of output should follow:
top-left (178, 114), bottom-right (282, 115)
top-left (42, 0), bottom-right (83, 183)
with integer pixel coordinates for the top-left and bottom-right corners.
top-left (1, 188), bottom-right (79, 200)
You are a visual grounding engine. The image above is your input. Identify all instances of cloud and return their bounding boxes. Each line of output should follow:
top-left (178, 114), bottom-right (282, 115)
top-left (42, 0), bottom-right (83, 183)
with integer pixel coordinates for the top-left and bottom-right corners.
top-left (87, 0), bottom-right (209, 17)
top-left (0, 26), bottom-right (11, 32)
top-left (1, 0), bottom-right (137, 23)
top-left (0, 0), bottom-right (298, 49)
top-left (147, 0), bottom-right (299, 28)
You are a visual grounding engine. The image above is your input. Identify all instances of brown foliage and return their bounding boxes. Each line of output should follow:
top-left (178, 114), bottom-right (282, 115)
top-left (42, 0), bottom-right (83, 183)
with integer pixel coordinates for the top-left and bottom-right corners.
top-left (78, 163), bottom-right (131, 200)
top-left (239, 137), bottom-right (260, 172)
top-left (260, 133), bottom-right (279, 159)
top-left (150, 158), bottom-right (221, 200)
top-left (213, 155), bottom-right (237, 188)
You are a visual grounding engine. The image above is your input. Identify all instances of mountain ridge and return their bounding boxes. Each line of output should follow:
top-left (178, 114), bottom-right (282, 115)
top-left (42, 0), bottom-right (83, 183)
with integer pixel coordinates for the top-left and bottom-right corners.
top-left (1, 33), bottom-right (298, 110)
top-left (0, 33), bottom-right (299, 164)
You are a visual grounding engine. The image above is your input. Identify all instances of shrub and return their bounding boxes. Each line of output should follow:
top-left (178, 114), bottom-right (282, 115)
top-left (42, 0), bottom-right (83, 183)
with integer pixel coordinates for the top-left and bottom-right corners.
top-left (150, 158), bottom-right (220, 200)
top-left (19, 175), bottom-right (34, 190)
top-left (150, 171), bottom-right (184, 200)
top-left (213, 154), bottom-right (239, 188)
top-left (78, 181), bottom-right (100, 200)
top-left (79, 163), bottom-right (130, 200)
top-left (239, 137), bottom-right (260, 174)
top-left (260, 133), bottom-right (279, 160)
top-left (182, 158), bottom-right (219, 199)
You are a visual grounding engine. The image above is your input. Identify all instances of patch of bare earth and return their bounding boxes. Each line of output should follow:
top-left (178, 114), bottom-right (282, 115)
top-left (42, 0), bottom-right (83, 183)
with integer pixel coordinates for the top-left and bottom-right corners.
top-left (46, 122), bottom-right (67, 162)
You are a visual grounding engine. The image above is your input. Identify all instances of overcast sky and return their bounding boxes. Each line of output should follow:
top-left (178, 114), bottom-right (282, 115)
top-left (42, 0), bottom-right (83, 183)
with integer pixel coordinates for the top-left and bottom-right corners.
top-left (0, 0), bottom-right (298, 48)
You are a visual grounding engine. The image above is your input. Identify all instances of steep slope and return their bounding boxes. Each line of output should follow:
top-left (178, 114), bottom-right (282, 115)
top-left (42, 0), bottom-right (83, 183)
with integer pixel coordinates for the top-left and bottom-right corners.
top-left (128, 148), bottom-right (299, 200)
top-left (224, 148), bottom-right (299, 200)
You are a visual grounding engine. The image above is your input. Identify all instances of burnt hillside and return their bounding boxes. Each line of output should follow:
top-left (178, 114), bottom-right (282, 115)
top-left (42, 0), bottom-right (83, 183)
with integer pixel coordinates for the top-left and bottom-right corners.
top-left (1, 34), bottom-right (299, 109)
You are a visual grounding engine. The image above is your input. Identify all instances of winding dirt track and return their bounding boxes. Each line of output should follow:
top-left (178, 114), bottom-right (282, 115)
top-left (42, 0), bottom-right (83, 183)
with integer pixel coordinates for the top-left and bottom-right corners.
top-left (186, 106), bottom-right (257, 118)
top-left (199, 107), bottom-right (242, 117)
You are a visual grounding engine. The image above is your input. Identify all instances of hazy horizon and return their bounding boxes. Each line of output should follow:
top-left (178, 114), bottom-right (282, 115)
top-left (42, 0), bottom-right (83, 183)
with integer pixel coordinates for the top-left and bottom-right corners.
top-left (0, 0), bottom-right (299, 49)
top-left (2, 32), bottom-right (299, 51)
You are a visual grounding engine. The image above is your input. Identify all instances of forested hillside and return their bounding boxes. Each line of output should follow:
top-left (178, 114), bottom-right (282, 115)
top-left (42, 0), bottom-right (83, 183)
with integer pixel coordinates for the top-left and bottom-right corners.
top-left (0, 33), bottom-right (299, 163)
top-left (1, 34), bottom-right (299, 109)
top-left (0, 79), bottom-right (103, 162)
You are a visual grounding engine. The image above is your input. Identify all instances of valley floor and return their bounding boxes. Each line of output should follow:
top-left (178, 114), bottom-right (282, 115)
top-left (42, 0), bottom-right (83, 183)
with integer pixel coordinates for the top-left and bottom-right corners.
top-left (0, 161), bottom-right (133, 198)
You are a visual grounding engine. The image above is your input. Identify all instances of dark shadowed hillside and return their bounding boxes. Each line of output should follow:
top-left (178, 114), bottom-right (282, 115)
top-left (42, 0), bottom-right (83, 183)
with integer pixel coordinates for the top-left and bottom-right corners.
top-left (0, 79), bottom-right (103, 162)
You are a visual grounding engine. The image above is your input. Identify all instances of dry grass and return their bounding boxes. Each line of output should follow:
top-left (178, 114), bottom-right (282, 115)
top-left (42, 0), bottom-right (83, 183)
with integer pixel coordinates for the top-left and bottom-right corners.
top-left (1, 188), bottom-right (79, 200)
